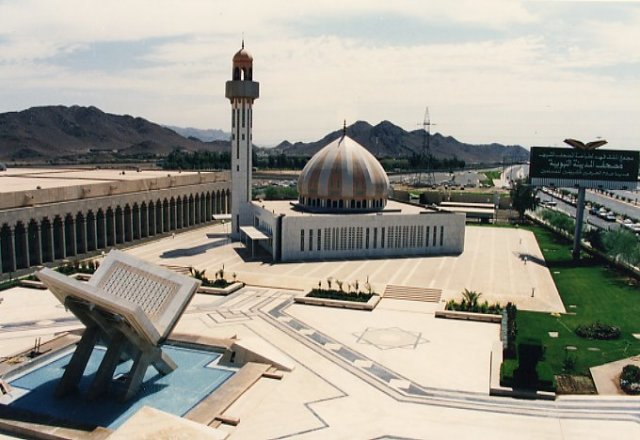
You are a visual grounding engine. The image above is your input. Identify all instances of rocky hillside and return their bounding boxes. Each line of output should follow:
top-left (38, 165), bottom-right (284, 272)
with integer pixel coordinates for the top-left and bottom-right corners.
top-left (0, 106), bottom-right (528, 165)
top-left (271, 120), bottom-right (529, 164)
top-left (0, 105), bottom-right (225, 161)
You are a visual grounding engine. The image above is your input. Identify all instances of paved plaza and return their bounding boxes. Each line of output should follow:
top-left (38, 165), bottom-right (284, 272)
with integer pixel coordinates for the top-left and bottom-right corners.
top-left (127, 223), bottom-right (565, 313)
top-left (2, 224), bottom-right (639, 438)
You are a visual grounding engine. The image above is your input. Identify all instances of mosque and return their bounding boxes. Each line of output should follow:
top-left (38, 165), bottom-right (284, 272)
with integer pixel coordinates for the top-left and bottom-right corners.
top-left (225, 45), bottom-right (466, 262)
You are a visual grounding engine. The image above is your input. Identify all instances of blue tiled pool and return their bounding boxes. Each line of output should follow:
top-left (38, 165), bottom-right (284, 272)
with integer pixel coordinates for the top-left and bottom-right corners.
top-left (7, 345), bottom-right (234, 429)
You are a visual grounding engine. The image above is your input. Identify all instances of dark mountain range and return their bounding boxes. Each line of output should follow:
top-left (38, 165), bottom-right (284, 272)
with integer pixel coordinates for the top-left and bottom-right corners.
top-left (0, 105), bottom-right (226, 161)
top-left (271, 120), bottom-right (529, 164)
top-left (0, 106), bottom-right (528, 165)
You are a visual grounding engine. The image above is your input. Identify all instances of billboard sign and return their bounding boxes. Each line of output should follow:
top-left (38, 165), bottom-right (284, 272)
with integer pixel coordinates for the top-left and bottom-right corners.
top-left (530, 147), bottom-right (639, 190)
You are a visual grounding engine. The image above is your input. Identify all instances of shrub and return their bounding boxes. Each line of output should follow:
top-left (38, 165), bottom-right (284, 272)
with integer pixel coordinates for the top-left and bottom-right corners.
top-left (308, 288), bottom-right (372, 303)
top-left (575, 322), bottom-right (621, 340)
top-left (620, 364), bottom-right (640, 395)
top-left (446, 289), bottom-right (502, 314)
top-left (513, 338), bottom-right (545, 390)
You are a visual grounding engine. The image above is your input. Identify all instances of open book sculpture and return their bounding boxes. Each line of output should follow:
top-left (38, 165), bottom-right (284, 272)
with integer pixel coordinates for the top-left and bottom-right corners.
top-left (37, 250), bottom-right (200, 401)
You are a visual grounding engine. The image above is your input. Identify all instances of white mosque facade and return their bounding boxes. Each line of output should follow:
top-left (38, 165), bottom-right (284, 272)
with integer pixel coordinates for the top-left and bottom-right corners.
top-left (226, 46), bottom-right (466, 262)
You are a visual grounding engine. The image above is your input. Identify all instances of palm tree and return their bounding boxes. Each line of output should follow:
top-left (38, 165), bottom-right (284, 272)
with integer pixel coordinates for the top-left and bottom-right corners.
top-left (461, 289), bottom-right (482, 311)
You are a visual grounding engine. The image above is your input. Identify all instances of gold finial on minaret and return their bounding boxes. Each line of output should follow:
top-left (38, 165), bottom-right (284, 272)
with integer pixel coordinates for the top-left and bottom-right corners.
top-left (343, 120), bottom-right (347, 136)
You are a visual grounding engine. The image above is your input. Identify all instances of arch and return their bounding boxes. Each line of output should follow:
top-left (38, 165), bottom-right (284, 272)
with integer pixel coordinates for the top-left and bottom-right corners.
top-left (140, 202), bottom-right (148, 238)
top-left (162, 198), bottom-right (169, 232)
top-left (64, 214), bottom-right (76, 257)
top-left (124, 204), bottom-right (133, 241)
top-left (27, 219), bottom-right (41, 266)
top-left (96, 209), bottom-right (107, 249)
top-left (41, 217), bottom-right (54, 263)
top-left (156, 199), bottom-right (163, 233)
top-left (115, 206), bottom-right (124, 244)
top-left (188, 194), bottom-right (195, 226)
top-left (86, 210), bottom-right (97, 251)
top-left (0, 224), bottom-right (15, 272)
top-left (75, 211), bottom-right (86, 254)
top-left (146, 201), bottom-right (154, 236)
top-left (106, 207), bottom-right (116, 246)
top-left (233, 66), bottom-right (241, 80)
top-left (194, 193), bottom-right (201, 224)
top-left (205, 191), bottom-right (212, 222)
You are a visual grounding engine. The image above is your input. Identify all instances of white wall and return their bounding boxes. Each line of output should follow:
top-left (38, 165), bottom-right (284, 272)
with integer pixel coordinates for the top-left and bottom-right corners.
top-left (279, 211), bottom-right (465, 262)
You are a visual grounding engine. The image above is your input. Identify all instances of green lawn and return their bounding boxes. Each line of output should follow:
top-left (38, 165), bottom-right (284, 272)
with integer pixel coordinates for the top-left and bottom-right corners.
top-left (508, 226), bottom-right (640, 380)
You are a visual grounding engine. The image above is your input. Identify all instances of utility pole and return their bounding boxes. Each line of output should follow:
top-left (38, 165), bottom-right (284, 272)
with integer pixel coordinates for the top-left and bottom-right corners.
top-left (416, 107), bottom-right (436, 186)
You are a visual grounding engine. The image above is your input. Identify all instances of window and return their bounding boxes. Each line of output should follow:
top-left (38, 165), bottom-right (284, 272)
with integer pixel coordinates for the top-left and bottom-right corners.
top-left (242, 103), bottom-right (245, 128)
top-left (381, 227), bottom-right (385, 248)
top-left (324, 228), bottom-right (330, 250)
top-left (300, 229), bottom-right (304, 252)
top-left (365, 228), bottom-right (370, 249)
top-left (373, 227), bottom-right (377, 249)
top-left (433, 225), bottom-right (437, 246)
top-left (440, 226), bottom-right (444, 246)
top-left (426, 226), bottom-right (430, 247)
top-left (309, 229), bottom-right (313, 251)
top-left (318, 229), bottom-right (322, 251)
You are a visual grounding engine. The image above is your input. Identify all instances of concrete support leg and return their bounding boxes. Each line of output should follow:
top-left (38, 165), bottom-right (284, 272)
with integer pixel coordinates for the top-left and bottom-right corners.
top-left (55, 325), bottom-right (99, 397)
top-left (87, 332), bottom-right (127, 400)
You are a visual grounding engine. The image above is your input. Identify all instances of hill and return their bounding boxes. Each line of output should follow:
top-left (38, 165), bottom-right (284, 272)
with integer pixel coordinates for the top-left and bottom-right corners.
top-left (0, 105), bottom-right (225, 162)
top-left (271, 120), bottom-right (529, 164)
top-left (0, 107), bottom-right (528, 166)
top-left (164, 125), bottom-right (230, 142)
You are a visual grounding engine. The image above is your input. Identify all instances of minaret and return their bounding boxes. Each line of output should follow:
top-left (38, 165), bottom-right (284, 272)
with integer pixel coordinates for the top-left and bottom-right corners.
top-left (226, 41), bottom-right (259, 240)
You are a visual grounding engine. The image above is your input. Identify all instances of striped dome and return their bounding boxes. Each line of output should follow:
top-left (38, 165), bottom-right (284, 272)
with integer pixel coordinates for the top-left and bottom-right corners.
top-left (297, 135), bottom-right (389, 212)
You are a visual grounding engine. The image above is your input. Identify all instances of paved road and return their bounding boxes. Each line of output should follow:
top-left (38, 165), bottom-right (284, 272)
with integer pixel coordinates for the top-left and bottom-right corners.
top-left (537, 192), bottom-right (621, 231)
top-left (564, 188), bottom-right (640, 221)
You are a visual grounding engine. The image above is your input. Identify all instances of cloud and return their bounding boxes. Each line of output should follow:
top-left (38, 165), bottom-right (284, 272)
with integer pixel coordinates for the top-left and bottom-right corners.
top-left (0, 0), bottom-right (638, 149)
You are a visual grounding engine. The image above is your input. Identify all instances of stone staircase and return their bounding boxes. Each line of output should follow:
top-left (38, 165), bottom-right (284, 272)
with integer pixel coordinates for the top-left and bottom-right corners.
top-left (382, 284), bottom-right (442, 303)
top-left (160, 264), bottom-right (193, 276)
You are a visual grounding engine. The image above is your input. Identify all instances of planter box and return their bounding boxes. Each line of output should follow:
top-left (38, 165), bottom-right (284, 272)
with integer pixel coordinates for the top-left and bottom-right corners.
top-left (70, 273), bottom-right (92, 281)
top-left (435, 310), bottom-right (502, 323)
top-left (198, 282), bottom-right (244, 296)
top-left (294, 293), bottom-right (381, 311)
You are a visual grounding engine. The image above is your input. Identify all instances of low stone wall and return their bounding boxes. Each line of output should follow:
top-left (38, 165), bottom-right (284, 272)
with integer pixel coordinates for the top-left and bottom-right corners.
top-left (197, 282), bottom-right (244, 296)
top-left (435, 310), bottom-right (502, 323)
top-left (294, 293), bottom-right (381, 311)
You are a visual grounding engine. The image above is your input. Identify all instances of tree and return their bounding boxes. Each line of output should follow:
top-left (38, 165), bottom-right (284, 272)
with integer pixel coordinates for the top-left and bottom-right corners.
top-left (510, 179), bottom-right (538, 220)
top-left (461, 288), bottom-right (482, 310)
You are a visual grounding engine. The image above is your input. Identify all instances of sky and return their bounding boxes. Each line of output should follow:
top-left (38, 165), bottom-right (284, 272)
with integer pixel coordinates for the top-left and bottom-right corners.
top-left (0, 0), bottom-right (639, 150)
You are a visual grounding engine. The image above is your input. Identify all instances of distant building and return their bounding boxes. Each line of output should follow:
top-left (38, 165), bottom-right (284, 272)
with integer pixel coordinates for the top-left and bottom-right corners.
top-left (0, 169), bottom-right (230, 275)
top-left (226, 46), bottom-right (466, 261)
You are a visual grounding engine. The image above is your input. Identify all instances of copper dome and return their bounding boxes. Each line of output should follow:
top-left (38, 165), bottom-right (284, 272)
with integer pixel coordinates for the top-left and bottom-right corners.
top-left (297, 135), bottom-right (389, 212)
